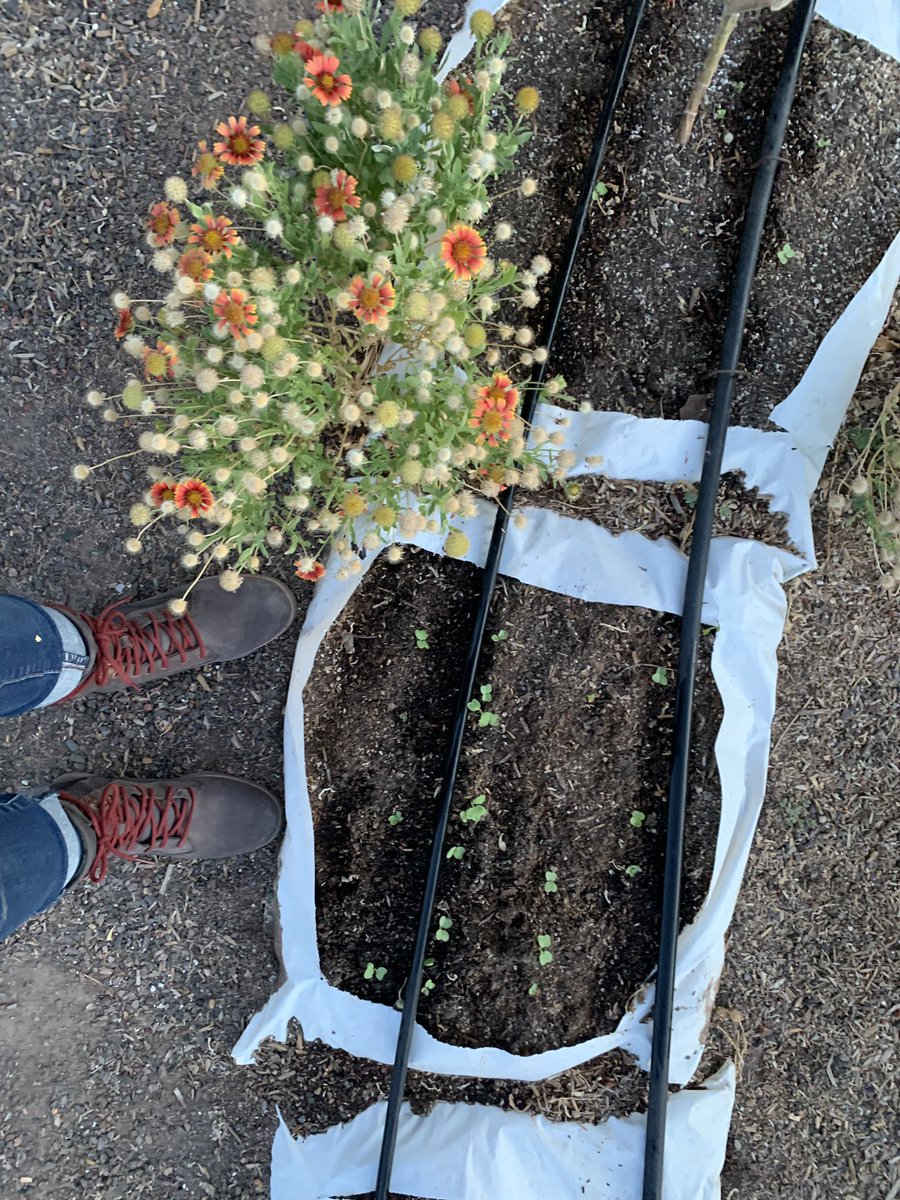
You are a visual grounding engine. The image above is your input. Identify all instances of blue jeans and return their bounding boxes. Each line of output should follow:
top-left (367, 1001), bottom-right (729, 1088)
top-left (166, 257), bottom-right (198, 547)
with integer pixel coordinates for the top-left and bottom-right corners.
top-left (0, 595), bottom-right (67, 717)
top-left (0, 793), bottom-right (70, 941)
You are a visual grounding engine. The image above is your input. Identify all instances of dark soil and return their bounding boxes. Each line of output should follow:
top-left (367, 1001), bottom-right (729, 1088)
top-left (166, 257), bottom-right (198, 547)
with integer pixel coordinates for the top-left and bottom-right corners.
top-left (496, 0), bottom-right (900, 426)
top-left (533, 469), bottom-right (796, 553)
top-left (305, 551), bottom-right (721, 1054)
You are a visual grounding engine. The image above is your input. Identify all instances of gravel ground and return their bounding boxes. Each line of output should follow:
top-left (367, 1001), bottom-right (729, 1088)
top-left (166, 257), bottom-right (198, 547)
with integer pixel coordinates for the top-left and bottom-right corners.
top-left (0, 1), bottom-right (897, 1198)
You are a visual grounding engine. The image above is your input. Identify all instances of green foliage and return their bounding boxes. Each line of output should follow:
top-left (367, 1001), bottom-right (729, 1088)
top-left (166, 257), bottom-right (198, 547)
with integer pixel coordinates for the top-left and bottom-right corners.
top-left (388, 810), bottom-right (403, 826)
top-left (446, 845), bottom-right (465, 861)
top-left (537, 933), bottom-right (553, 966)
top-left (460, 795), bottom-right (488, 823)
top-left (490, 629), bottom-right (509, 643)
top-left (629, 810), bottom-right (646, 828)
top-left (414, 629), bottom-right (430, 650)
top-left (543, 870), bottom-right (558, 894)
top-left (777, 243), bottom-right (797, 265)
top-left (364, 962), bottom-right (387, 981)
top-left (435, 915), bottom-right (453, 942)
top-left (468, 683), bottom-right (499, 726)
top-left (624, 864), bottom-right (642, 879)
top-left (421, 978), bottom-right (436, 995)
top-left (651, 666), bottom-right (669, 686)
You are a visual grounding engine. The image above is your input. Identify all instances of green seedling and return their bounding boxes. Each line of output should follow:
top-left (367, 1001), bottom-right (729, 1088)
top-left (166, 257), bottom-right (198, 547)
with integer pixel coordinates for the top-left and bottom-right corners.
top-left (468, 684), bottom-right (500, 727)
top-left (491, 629), bottom-right (509, 643)
top-left (683, 486), bottom-right (699, 509)
top-left (651, 667), bottom-right (669, 686)
top-left (586, 692), bottom-right (598, 704)
top-left (816, 136), bottom-right (831, 147)
top-left (624, 864), bottom-right (642, 879)
top-left (592, 180), bottom-right (609, 203)
top-left (414, 628), bottom-right (430, 650)
top-left (537, 933), bottom-right (553, 966)
top-left (364, 962), bottom-right (387, 981)
top-left (446, 845), bottom-right (465, 861)
top-left (630, 810), bottom-right (646, 828)
top-left (544, 870), bottom-right (558, 894)
top-left (435, 915), bottom-right (453, 942)
top-left (777, 243), bottom-right (796, 265)
top-left (421, 978), bottom-right (435, 995)
top-left (527, 982), bottom-right (539, 997)
top-left (714, 106), bottom-right (726, 119)
top-left (388, 810), bottom-right (403, 826)
top-left (732, 80), bottom-right (745, 92)
top-left (460, 795), bottom-right (488, 823)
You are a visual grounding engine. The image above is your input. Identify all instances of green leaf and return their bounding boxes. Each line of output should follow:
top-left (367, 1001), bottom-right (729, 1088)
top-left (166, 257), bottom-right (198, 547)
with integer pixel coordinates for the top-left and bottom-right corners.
top-left (446, 845), bottom-right (465, 861)
top-left (537, 934), bottom-right (552, 949)
top-left (480, 684), bottom-right (493, 702)
top-left (422, 979), bottom-right (435, 995)
top-left (683, 487), bottom-right (699, 509)
top-left (478, 711), bottom-right (499, 728)
top-left (439, 915), bottom-right (453, 929)
top-left (435, 928), bottom-right (450, 942)
top-left (816, 136), bottom-right (831, 147)
top-left (491, 629), bottom-right (509, 643)
top-left (364, 962), bottom-right (375, 980)
top-left (651, 667), bottom-right (669, 686)
top-left (624, 864), bottom-right (642, 878)
top-left (527, 982), bottom-right (539, 997)
top-left (715, 107), bottom-right (726, 119)
top-left (375, 966), bottom-right (387, 982)
top-left (415, 629), bottom-right (430, 649)
top-left (388, 811), bottom-right (403, 826)
top-left (467, 700), bottom-right (481, 712)
top-left (538, 949), bottom-right (554, 966)
top-left (630, 810), bottom-right (646, 828)
top-left (586, 692), bottom-right (597, 704)
top-left (777, 243), bottom-right (796, 265)
top-left (592, 181), bottom-right (609, 202)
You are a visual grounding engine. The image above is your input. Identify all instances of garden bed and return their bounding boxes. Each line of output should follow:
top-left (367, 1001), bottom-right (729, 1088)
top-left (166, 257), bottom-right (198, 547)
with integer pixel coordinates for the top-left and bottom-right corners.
top-left (495, 0), bottom-right (900, 427)
top-left (304, 552), bottom-right (721, 1055)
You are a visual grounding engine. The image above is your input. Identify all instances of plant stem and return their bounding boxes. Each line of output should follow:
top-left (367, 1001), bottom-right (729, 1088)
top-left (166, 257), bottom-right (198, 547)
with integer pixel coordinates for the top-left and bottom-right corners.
top-left (676, 10), bottom-right (740, 146)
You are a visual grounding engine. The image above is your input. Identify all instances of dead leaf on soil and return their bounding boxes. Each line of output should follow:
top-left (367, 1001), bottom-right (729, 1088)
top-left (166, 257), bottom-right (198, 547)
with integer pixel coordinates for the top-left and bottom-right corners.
top-left (147, 0), bottom-right (164, 18)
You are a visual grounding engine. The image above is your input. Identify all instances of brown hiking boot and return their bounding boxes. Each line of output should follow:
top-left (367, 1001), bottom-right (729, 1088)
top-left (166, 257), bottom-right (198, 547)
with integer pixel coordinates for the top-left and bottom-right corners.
top-left (50, 575), bottom-right (296, 699)
top-left (56, 773), bottom-right (283, 884)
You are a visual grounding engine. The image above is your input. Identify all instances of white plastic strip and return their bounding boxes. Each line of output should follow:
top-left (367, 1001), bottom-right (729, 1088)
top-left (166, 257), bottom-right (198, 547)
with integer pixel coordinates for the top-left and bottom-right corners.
top-left (270, 1063), bottom-right (736, 1200)
top-left (818, 0), bottom-right (900, 61)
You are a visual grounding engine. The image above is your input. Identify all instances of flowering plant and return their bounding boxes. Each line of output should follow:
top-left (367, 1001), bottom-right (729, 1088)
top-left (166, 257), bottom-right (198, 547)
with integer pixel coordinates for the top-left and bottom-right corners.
top-left (78, 0), bottom-right (575, 592)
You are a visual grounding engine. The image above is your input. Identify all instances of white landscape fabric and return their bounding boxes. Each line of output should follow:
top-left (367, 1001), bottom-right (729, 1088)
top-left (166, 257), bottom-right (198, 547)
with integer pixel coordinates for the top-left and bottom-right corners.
top-left (233, 0), bottom-right (900, 1195)
top-left (269, 1064), bottom-right (736, 1200)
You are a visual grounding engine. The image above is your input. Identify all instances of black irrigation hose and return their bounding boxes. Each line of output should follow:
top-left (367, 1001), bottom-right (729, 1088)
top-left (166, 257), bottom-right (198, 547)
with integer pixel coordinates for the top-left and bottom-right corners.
top-left (641, 2), bottom-right (817, 1198)
top-left (373, 2), bottom-right (650, 1195)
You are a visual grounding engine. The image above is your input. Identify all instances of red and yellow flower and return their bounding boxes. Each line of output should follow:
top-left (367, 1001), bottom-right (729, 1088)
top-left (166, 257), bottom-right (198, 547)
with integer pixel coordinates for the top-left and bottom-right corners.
top-left (191, 140), bottom-right (224, 190)
top-left (212, 288), bottom-right (259, 339)
top-left (188, 214), bottom-right (239, 258)
top-left (143, 340), bottom-right (178, 380)
top-left (213, 115), bottom-right (266, 167)
top-left (314, 170), bottom-right (361, 222)
top-left (470, 373), bottom-right (519, 446)
top-left (316, 0), bottom-right (343, 12)
top-left (146, 202), bottom-right (181, 247)
top-left (440, 223), bottom-right (487, 281)
top-left (149, 480), bottom-right (177, 507)
top-left (347, 272), bottom-right (396, 324)
top-left (294, 38), bottom-right (319, 62)
top-left (445, 77), bottom-right (475, 116)
top-left (114, 308), bottom-right (134, 340)
top-left (174, 478), bottom-right (214, 518)
top-left (177, 246), bottom-right (214, 283)
top-left (304, 53), bottom-right (352, 107)
top-left (295, 558), bottom-right (326, 582)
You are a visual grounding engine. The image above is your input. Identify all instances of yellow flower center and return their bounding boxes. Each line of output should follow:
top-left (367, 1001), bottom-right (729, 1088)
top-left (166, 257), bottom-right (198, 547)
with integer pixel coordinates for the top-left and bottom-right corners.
top-left (360, 286), bottom-right (381, 311)
top-left (224, 301), bottom-right (246, 326)
top-left (327, 186), bottom-right (346, 209)
top-left (145, 351), bottom-right (167, 376)
top-left (482, 411), bottom-right (504, 434)
top-left (488, 386), bottom-right (506, 405)
top-left (320, 73), bottom-right (335, 90)
top-left (453, 240), bottom-right (473, 263)
top-left (203, 229), bottom-right (223, 250)
top-left (232, 135), bottom-right (250, 155)
top-left (187, 489), bottom-right (205, 508)
top-left (152, 215), bottom-right (170, 234)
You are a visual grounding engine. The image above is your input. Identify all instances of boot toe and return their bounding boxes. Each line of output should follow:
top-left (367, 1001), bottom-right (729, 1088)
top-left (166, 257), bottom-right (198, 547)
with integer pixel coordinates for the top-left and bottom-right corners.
top-left (182, 774), bottom-right (283, 858)
top-left (189, 575), bottom-right (298, 661)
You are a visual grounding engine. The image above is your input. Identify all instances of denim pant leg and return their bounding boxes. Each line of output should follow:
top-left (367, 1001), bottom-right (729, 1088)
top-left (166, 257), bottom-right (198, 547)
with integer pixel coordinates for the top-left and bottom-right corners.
top-left (0, 596), bottom-right (65, 717)
top-left (0, 794), bottom-right (70, 942)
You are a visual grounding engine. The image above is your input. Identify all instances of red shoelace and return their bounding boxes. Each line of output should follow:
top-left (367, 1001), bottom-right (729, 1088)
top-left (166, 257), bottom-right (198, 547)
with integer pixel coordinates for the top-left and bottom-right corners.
top-left (60, 599), bottom-right (207, 694)
top-left (60, 781), bottom-right (197, 883)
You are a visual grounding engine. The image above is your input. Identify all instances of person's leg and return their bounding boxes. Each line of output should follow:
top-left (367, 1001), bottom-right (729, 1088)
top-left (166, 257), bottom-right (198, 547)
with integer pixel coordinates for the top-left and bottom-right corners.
top-left (0, 577), bottom-right (296, 718)
top-left (1, 773), bottom-right (282, 942)
top-left (0, 596), bottom-right (90, 717)
top-left (0, 792), bottom-right (81, 941)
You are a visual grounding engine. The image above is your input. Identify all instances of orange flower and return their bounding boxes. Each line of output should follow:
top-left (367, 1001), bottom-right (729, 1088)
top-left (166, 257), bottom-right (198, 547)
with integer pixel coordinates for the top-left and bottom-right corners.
top-left (294, 38), bottom-right (319, 62)
top-left (146, 202), bottom-right (180, 247)
top-left (440, 223), bottom-right (486, 281)
top-left (143, 340), bottom-right (178, 379)
top-left (295, 558), bottom-right (326, 582)
top-left (191, 140), bottom-right (224, 190)
top-left (114, 308), bottom-right (134, 340)
top-left (304, 53), bottom-right (352, 107)
top-left (213, 115), bottom-right (266, 167)
top-left (212, 288), bottom-right (259, 339)
top-left (150, 480), bottom-right (176, 507)
top-left (177, 247), bottom-right (214, 283)
top-left (445, 77), bottom-right (475, 116)
top-left (316, 0), bottom-right (343, 11)
top-left (188, 214), bottom-right (239, 258)
top-left (347, 273), bottom-right (396, 324)
top-left (174, 479), bottom-right (214, 518)
top-left (469, 373), bottom-right (519, 446)
top-left (314, 170), bottom-right (361, 222)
